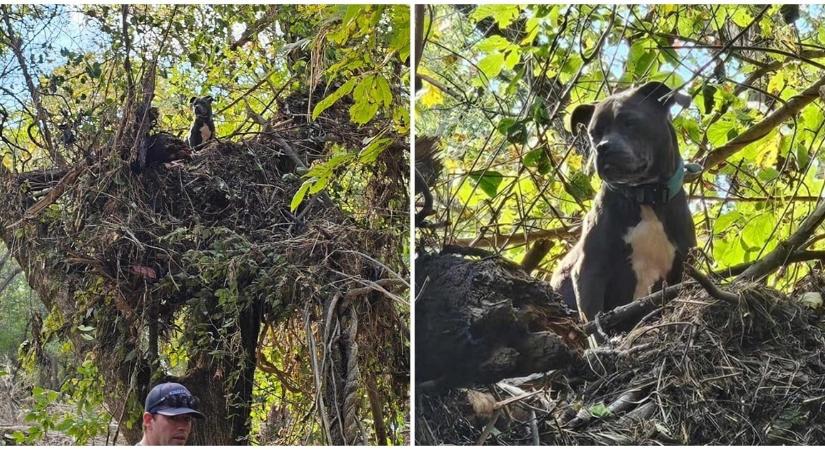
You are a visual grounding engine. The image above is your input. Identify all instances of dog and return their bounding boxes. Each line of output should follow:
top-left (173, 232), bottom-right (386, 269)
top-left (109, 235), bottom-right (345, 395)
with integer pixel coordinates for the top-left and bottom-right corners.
top-left (550, 82), bottom-right (696, 330)
top-left (188, 96), bottom-right (215, 149)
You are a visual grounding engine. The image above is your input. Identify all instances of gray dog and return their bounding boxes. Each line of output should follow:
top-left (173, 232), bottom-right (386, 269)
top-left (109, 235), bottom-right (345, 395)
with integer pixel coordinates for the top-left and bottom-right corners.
top-left (551, 82), bottom-right (696, 330)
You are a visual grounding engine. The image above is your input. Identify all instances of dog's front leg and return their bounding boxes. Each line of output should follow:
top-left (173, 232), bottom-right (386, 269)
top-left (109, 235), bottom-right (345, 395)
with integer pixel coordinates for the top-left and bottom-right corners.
top-left (573, 259), bottom-right (607, 324)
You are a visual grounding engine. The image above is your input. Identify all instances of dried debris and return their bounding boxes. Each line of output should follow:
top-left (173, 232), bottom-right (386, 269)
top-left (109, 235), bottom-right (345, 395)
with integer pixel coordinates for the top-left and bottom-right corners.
top-left (418, 281), bottom-right (825, 445)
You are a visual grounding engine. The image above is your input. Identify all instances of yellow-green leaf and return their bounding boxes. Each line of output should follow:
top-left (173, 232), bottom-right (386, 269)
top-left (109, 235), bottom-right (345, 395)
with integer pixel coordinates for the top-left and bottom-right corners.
top-left (312, 78), bottom-right (357, 120)
top-left (290, 180), bottom-right (313, 212)
top-left (358, 137), bottom-right (393, 164)
top-left (478, 52), bottom-right (505, 79)
top-left (476, 35), bottom-right (511, 52)
top-left (470, 5), bottom-right (520, 28)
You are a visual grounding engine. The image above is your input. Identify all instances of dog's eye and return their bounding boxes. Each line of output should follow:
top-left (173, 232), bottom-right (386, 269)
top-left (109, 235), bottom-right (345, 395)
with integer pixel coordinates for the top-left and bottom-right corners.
top-left (618, 114), bottom-right (639, 129)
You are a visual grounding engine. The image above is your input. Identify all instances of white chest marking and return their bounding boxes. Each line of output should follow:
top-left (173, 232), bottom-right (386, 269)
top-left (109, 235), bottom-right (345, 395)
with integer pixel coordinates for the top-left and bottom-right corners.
top-left (200, 123), bottom-right (212, 142)
top-left (623, 205), bottom-right (676, 299)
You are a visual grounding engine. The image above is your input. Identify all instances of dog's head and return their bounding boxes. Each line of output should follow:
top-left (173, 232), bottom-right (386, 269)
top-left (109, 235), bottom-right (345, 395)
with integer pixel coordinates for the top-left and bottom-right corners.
top-left (569, 82), bottom-right (690, 185)
top-left (190, 96), bottom-right (214, 119)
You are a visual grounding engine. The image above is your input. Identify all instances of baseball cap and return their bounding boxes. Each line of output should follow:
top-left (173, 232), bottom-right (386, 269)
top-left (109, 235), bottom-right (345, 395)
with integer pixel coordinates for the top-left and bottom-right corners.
top-left (144, 382), bottom-right (205, 419)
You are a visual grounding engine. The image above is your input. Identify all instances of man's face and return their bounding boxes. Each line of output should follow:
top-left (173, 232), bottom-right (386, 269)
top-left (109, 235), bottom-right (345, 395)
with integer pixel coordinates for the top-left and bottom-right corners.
top-left (143, 412), bottom-right (194, 445)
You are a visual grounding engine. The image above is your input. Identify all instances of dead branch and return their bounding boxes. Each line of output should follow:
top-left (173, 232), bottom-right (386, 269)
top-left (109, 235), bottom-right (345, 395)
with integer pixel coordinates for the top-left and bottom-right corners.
top-left (365, 376), bottom-right (387, 445)
top-left (4, 165), bottom-right (84, 230)
top-left (685, 264), bottom-right (738, 303)
top-left (343, 278), bottom-right (406, 300)
top-left (256, 323), bottom-right (306, 394)
top-left (520, 239), bottom-right (553, 272)
top-left (582, 283), bottom-right (687, 335)
top-left (418, 74), bottom-right (464, 100)
top-left (440, 244), bottom-right (501, 260)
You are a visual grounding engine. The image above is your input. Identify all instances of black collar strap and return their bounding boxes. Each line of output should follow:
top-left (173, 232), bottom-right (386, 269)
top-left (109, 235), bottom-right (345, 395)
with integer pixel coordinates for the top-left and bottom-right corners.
top-left (605, 159), bottom-right (685, 205)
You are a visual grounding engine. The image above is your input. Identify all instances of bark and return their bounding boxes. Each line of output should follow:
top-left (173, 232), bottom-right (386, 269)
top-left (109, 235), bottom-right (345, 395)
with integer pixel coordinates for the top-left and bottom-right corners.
top-left (415, 254), bottom-right (582, 391)
top-left (322, 299), bottom-right (364, 445)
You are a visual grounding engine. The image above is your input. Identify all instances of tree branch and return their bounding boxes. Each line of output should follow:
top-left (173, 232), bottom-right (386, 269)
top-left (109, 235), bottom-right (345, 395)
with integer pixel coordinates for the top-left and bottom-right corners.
top-left (449, 225), bottom-right (575, 248)
top-left (685, 264), bottom-right (738, 303)
top-left (0, 6), bottom-right (65, 167)
top-left (736, 200), bottom-right (825, 281)
top-left (703, 73), bottom-right (825, 170)
top-left (713, 250), bottom-right (825, 279)
top-left (230, 5), bottom-right (278, 51)
top-left (0, 266), bottom-right (21, 294)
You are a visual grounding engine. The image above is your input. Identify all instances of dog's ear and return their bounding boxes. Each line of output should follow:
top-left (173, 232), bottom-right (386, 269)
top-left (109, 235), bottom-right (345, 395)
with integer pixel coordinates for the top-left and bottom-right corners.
top-left (189, 96), bottom-right (197, 105)
top-left (569, 104), bottom-right (595, 135)
top-left (636, 81), bottom-right (691, 109)
top-left (205, 96), bottom-right (214, 103)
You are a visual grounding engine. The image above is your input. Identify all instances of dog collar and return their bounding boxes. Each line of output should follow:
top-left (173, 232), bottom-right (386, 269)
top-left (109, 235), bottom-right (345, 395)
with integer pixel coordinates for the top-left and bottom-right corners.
top-left (606, 158), bottom-right (685, 205)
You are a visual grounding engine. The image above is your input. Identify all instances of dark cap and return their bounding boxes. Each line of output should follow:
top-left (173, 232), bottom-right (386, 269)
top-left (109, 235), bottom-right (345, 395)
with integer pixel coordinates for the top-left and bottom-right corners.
top-left (144, 382), bottom-right (205, 419)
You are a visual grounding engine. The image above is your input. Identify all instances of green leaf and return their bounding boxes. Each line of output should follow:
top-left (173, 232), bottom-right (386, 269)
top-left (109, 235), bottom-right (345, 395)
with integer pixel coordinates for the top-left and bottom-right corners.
top-left (476, 35), bottom-right (511, 52)
top-left (589, 403), bottom-right (611, 418)
top-left (358, 137), bottom-right (393, 164)
top-left (312, 78), bottom-right (357, 120)
top-left (342, 5), bottom-right (367, 25)
top-left (523, 148), bottom-right (551, 174)
top-left (742, 213), bottom-right (775, 248)
top-left (290, 180), bottom-right (313, 212)
top-left (375, 75), bottom-right (393, 108)
top-left (470, 5), bottom-right (520, 28)
top-left (309, 176), bottom-right (329, 195)
top-left (707, 116), bottom-right (737, 147)
top-left (521, 16), bottom-right (542, 44)
top-left (497, 118), bottom-right (517, 135)
top-left (350, 75), bottom-right (380, 124)
top-left (532, 101), bottom-right (550, 126)
top-left (468, 170), bottom-right (504, 198)
top-left (86, 62), bottom-right (102, 79)
top-left (504, 49), bottom-right (521, 70)
top-left (758, 167), bottom-right (780, 183)
top-left (566, 170), bottom-right (595, 201)
top-left (477, 52), bottom-right (505, 79)
top-left (350, 100), bottom-right (380, 125)
top-left (506, 122), bottom-right (528, 145)
top-left (388, 7), bottom-right (410, 61)
top-left (767, 71), bottom-right (785, 95)
top-left (730, 8), bottom-right (754, 27)
top-left (713, 211), bottom-right (741, 234)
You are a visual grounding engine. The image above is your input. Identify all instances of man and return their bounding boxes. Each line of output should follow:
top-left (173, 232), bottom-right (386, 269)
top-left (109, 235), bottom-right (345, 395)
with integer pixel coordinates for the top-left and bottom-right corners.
top-left (137, 382), bottom-right (205, 445)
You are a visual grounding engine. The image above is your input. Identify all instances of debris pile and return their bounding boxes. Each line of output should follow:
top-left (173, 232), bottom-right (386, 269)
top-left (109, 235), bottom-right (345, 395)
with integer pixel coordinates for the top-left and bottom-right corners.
top-left (417, 257), bottom-right (825, 445)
